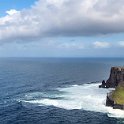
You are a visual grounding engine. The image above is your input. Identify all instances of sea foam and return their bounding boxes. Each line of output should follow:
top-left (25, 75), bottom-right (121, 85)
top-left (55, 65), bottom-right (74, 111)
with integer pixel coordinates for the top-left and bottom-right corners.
top-left (20, 83), bottom-right (124, 118)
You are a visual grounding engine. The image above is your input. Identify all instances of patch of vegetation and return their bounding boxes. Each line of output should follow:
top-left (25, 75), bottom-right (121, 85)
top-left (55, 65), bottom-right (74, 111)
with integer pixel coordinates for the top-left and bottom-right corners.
top-left (112, 83), bottom-right (124, 105)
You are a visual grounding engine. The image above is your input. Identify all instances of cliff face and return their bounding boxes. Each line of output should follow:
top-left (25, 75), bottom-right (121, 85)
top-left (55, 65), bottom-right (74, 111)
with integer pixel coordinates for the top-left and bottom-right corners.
top-left (106, 67), bottom-right (124, 88)
top-left (105, 67), bottom-right (124, 109)
top-left (106, 82), bottom-right (124, 109)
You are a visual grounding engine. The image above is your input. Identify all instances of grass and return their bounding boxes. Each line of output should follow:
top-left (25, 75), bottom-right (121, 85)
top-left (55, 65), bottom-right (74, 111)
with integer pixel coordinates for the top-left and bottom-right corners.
top-left (112, 83), bottom-right (124, 105)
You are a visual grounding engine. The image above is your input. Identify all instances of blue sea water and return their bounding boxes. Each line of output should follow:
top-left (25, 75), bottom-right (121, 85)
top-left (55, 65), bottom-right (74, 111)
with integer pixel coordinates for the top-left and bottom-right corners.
top-left (1, 58), bottom-right (124, 124)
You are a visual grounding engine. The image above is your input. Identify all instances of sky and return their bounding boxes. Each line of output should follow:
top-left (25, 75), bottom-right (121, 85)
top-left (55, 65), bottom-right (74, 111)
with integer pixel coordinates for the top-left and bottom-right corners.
top-left (0, 0), bottom-right (124, 57)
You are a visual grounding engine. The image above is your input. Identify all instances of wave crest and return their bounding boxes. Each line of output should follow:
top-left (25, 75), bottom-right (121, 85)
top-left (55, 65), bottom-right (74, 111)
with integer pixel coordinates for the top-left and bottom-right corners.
top-left (19, 83), bottom-right (124, 118)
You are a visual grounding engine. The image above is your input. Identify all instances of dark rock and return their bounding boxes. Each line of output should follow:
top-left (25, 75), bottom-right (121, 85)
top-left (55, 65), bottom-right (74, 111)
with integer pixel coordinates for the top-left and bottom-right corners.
top-left (99, 80), bottom-right (107, 88)
top-left (105, 67), bottom-right (124, 110)
top-left (106, 67), bottom-right (124, 88)
top-left (106, 89), bottom-right (124, 110)
top-left (113, 104), bottom-right (124, 110)
top-left (99, 85), bottom-right (103, 88)
top-left (99, 67), bottom-right (124, 88)
top-left (106, 93), bottom-right (114, 107)
top-left (102, 80), bottom-right (106, 86)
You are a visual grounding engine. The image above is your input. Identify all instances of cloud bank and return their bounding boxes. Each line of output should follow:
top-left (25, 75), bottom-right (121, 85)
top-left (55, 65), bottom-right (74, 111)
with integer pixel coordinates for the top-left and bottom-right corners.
top-left (1, 0), bottom-right (124, 43)
top-left (93, 41), bottom-right (110, 48)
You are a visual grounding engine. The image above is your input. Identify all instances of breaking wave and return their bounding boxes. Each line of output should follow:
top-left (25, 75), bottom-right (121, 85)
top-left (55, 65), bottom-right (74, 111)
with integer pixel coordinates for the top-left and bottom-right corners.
top-left (19, 83), bottom-right (124, 118)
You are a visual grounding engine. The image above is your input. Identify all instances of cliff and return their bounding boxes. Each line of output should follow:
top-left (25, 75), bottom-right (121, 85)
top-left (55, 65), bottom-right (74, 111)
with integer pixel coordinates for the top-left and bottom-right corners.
top-left (99, 67), bottom-right (124, 88)
top-left (104, 67), bottom-right (124, 109)
top-left (106, 67), bottom-right (124, 88)
top-left (106, 82), bottom-right (124, 110)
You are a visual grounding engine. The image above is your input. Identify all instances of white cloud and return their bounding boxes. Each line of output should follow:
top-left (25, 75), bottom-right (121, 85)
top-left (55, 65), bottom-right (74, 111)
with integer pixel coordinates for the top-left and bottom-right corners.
top-left (6, 9), bottom-right (19, 15)
top-left (58, 42), bottom-right (84, 49)
top-left (93, 41), bottom-right (110, 48)
top-left (1, 0), bottom-right (124, 43)
top-left (118, 41), bottom-right (124, 47)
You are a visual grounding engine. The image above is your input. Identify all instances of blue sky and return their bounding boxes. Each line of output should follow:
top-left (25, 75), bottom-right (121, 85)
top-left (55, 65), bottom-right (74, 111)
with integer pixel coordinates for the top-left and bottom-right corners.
top-left (0, 0), bottom-right (124, 57)
top-left (0, 0), bottom-right (37, 16)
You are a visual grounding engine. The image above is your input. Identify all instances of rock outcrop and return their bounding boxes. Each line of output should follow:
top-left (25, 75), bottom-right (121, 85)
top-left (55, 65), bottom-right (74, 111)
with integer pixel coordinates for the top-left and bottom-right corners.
top-left (106, 89), bottom-right (124, 110)
top-left (99, 80), bottom-right (107, 88)
top-left (106, 67), bottom-right (124, 88)
top-left (106, 92), bottom-right (114, 107)
top-left (99, 67), bottom-right (124, 88)
top-left (104, 67), bottom-right (124, 110)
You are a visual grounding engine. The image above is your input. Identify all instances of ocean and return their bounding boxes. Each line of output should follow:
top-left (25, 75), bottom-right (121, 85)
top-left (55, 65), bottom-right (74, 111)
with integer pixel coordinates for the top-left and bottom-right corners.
top-left (1, 58), bottom-right (124, 124)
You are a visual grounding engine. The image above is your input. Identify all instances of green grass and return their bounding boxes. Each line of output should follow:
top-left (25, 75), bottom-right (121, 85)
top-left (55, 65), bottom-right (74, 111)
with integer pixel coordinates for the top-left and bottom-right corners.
top-left (112, 84), bottom-right (124, 104)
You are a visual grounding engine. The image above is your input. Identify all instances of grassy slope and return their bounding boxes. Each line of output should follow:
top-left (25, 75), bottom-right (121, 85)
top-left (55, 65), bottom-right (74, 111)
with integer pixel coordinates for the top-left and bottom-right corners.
top-left (112, 84), bottom-right (124, 104)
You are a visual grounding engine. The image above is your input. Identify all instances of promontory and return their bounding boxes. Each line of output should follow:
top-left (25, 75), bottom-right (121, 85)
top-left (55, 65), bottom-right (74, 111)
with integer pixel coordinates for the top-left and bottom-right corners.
top-left (100, 67), bottom-right (124, 110)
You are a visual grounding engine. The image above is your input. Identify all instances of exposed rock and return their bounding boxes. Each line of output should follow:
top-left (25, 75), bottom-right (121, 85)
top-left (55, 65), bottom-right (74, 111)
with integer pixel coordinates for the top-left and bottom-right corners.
top-left (104, 67), bottom-right (124, 110)
top-left (99, 80), bottom-right (107, 88)
top-left (106, 92), bottom-right (124, 110)
top-left (113, 104), bottom-right (124, 110)
top-left (106, 67), bottom-right (124, 88)
top-left (106, 93), bottom-right (114, 107)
